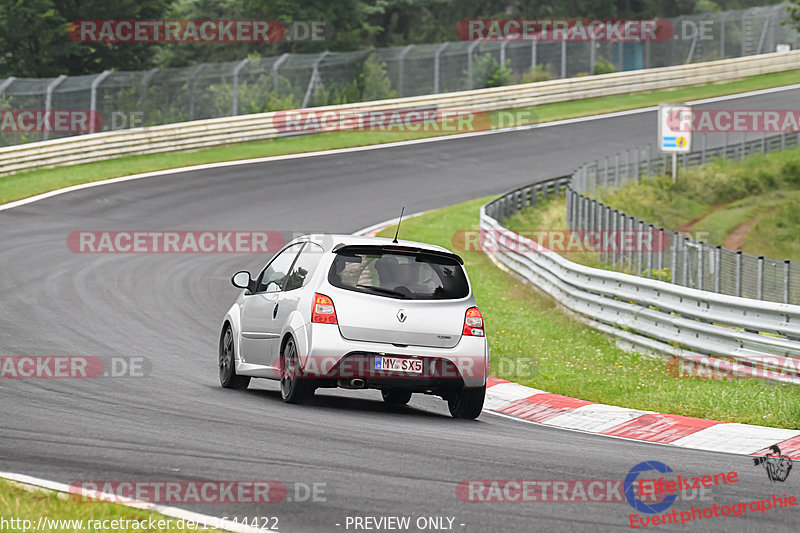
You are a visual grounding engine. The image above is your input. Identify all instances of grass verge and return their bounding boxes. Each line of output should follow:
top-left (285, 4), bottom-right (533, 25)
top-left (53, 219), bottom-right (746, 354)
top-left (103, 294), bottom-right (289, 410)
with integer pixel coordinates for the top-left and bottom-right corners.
top-left (377, 196), bottom-right (800, 429)
top-left (2, 69), bottom-right (799, 205)
top-left (592, 147), bottom-right (800, 261)
top-left (0, 478), bottom-right (215, 532)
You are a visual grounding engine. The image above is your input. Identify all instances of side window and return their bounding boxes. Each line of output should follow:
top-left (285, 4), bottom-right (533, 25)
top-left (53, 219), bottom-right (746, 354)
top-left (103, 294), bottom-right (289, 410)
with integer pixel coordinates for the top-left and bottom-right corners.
top-left (254, 243), bottom-right (304, 293)
top-left (284, 242), bottom-right (324, 292)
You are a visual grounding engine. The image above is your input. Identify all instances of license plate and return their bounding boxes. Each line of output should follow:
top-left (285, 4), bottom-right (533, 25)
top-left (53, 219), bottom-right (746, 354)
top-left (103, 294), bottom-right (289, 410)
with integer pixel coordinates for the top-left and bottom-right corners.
top-left (375, 356), bottom-right (423, 374)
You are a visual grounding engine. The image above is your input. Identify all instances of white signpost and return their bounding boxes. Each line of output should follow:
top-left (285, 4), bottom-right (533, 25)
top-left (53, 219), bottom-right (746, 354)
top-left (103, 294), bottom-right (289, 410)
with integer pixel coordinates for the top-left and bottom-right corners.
top-left (658, 104), bottom-right (692, 181)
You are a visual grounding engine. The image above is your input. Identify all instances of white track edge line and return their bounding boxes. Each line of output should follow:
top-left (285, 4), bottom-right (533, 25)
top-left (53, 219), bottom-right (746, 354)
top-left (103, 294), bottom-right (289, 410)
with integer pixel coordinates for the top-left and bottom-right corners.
top-left (0, 472), bottom-right (264, 533)
top-left (3, 82), bottom-right (799, 214)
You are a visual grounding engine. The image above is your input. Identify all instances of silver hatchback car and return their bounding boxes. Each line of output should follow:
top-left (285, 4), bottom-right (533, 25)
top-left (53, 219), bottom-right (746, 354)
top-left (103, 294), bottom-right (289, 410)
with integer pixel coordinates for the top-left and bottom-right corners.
top-left (218, 234), bottom-right (489, 419)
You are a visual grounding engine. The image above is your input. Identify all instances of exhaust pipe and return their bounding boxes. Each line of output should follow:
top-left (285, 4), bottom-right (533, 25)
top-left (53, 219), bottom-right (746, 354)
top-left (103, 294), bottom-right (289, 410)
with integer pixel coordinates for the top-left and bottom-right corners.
top-left (350, 378), bottom-right (365, 388)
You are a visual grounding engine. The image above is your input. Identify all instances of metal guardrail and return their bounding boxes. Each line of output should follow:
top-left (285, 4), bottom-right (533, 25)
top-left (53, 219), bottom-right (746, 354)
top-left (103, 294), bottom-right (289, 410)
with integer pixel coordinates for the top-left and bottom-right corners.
top-left (2, 51), bottom-right (800, 177)
top-left (568, 132), bottom-right (800, 305)
top-left (482, 179), bottom-right (800, 384)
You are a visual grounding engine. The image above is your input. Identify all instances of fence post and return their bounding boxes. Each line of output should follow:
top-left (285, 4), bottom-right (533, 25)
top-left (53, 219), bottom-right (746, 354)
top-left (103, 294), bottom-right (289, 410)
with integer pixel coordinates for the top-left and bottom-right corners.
top-left (139, 68), bottom-right (159, 121)
top-left (43, 74), bottom-right (67, 141)
top-left (671, 232), bottom-right (679, 284)
top-left (740, 132), bottom-right (746, 160)
top-left (500, 40), bottom-right (509, 67)
top-left (611, 210), bottom-right (618, 269)
top-left (531, 41), bottom-right (537, 71)
top-left (398, 44), bottom-right (414, 97)
top-left (89, 70), bottom-right (111, 133)
top-left (614, 153), bottom-right (620, 186)
top-left (723, 132), bottom-right (728, 160)
top-left (232, 58), bottom-right (249, 116)
top-left (785, 260), bottom-right (791, 304)
top-left (273, 53), bottom-right (290, 92)
top-left (714, 246), bottom-right (722, 293)
top-left (735, 251), bottom-right (743, 297)
top-left (188, 64), bottom-right (206, 121)
top-left (467, 41), bottom-right (481, 89)
top-left (589, 41), bottom-right (596, 74)
top-left (561, 41), bottom-right (567, 78)
top-left (697, 242), bottom-right (704, 290)
top-left (0, 77), bottom-right (15, 96)
top-left (433, 43), bottom-right (448, 94)
top-left (604, 206), bottom-right (611, 264)
top-left (646, 143), bottom-right (652, 180)
top-left (657, 228), bottom-right (664, 270)
top-left (302, 51), bottom-right (329, 108)
top-left (701, 133), bottom-right (707, 165)
top-left (682, 238), bottom-right (690, 286)
top-left (757, 256), bottom-right (764, 299)
top-left (636, 220), bottom-right (644, 275)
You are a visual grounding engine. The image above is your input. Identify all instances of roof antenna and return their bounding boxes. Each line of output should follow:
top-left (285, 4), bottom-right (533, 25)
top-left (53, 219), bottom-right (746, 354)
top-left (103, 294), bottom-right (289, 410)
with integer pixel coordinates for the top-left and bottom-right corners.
top-left (392, 206), bottom-right (405, 243)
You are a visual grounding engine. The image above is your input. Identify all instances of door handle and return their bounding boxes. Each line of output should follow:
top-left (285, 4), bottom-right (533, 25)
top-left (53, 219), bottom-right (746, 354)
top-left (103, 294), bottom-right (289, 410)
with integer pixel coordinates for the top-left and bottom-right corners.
top-left (273, 303), bottom-right (279, 319)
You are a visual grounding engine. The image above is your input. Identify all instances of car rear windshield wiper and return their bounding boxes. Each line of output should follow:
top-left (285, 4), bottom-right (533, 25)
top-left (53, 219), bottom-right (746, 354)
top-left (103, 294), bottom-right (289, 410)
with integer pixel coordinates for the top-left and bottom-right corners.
top-left (356, 284), bottom-right (409, 299)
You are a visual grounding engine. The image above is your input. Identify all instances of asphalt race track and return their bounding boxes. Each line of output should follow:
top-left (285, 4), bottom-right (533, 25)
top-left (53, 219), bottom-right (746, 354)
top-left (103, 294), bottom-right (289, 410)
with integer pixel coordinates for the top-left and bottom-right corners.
top-left (2, 88), bottom-right (799, 532)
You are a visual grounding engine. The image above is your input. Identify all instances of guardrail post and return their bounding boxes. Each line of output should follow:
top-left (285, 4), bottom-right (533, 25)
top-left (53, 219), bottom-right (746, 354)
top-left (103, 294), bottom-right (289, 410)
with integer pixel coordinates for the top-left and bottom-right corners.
top-left (655, 227), bottom-right (663, 271)
top-left (273, 53), bottom-right (290, 92)
top-left (43, 74), bottom-right (67, 141)
top-left (757, 256), bottom-right (764, 299)
top-left (735, 251), bottom-right (743, 297)
top-left (188, 64), bottom-right (206, 121)
top-left (714, 246), bottom-right (722, 293)
top-left (232, 58), bottom-right (249, 116)
top-left (398, 44), bottom-right (414, 97)
top-left (89, 70), bottom-right (111, 133)
top-left (785, 260), bottom-right (791, 304)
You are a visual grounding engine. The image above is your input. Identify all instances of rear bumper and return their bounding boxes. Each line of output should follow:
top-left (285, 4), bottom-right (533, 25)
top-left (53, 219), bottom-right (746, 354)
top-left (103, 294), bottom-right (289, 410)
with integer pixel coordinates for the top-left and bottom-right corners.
top-left (301, 324), bottom-right (488, 389)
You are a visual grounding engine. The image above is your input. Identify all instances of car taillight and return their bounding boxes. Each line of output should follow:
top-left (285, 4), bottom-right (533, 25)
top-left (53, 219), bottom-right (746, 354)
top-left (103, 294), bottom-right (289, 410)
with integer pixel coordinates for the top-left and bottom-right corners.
top-left (312, 293), bottom-right (338, 324)
top-left (463, 307), bottom-right (484, 337)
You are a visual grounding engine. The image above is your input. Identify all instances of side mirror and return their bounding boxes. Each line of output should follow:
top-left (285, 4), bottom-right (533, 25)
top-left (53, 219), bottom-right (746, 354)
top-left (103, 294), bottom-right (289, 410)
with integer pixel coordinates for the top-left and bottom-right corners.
top-left (231, 271), bottom-right (252, 290)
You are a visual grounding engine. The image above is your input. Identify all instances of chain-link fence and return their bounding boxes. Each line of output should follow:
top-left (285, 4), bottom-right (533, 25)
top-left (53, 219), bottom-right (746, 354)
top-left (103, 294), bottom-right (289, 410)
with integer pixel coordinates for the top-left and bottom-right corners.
top-left (1, 4), bottom-right (798, 147)
top-left (567, 131), bottom-right (800, 305)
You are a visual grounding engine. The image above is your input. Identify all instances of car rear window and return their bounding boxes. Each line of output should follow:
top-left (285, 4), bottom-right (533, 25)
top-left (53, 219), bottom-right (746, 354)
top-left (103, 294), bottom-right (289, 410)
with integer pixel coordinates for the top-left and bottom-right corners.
top-left (328, 247), bottom-right (469, 300)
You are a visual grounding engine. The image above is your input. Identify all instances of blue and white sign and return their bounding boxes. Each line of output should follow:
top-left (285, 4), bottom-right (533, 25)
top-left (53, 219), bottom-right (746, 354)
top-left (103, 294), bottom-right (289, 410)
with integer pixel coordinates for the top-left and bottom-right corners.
top-left (658, 104), bottom-right (692, 153)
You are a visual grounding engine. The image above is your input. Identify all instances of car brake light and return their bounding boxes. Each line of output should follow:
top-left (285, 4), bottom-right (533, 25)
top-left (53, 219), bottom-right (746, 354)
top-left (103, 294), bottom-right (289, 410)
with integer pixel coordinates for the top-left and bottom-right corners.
top-left (312, 293), bottom-right (338, 324)
top-left (463, 307), bottom-right (484, 337)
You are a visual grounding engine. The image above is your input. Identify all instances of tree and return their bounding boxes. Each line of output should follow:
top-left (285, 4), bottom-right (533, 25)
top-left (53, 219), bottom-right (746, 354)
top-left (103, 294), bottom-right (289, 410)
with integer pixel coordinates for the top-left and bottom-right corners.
top-left (0, 0), bottom-right (169, 77)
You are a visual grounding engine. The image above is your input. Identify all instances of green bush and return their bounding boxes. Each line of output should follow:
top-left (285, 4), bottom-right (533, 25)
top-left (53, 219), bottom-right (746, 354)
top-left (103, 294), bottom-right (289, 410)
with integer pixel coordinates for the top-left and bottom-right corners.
top-left (593, 57), bottom-right (615, 75)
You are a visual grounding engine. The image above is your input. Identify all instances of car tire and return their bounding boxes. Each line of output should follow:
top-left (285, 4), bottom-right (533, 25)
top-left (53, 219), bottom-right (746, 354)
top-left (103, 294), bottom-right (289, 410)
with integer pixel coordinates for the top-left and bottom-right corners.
top-left (448, 386), bottom-right (485, 419)
top-left (219, 326), bottom-right (250, 390)
top-left (280, 337), bottom-right (312, 404)
top-left (381, 390), bottom-right (412, 405)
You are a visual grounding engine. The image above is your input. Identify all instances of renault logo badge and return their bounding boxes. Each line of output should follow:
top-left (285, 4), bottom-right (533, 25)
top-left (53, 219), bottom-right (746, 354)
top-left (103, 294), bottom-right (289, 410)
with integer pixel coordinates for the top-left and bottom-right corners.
top-left (397, 309), bottom-right (407, 323)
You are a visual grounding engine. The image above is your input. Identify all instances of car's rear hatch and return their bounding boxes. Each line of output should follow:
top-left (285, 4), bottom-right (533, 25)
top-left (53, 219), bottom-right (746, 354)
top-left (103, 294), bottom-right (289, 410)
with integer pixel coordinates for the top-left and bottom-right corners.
top-left (327, 245), bottom-right (470, 349)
